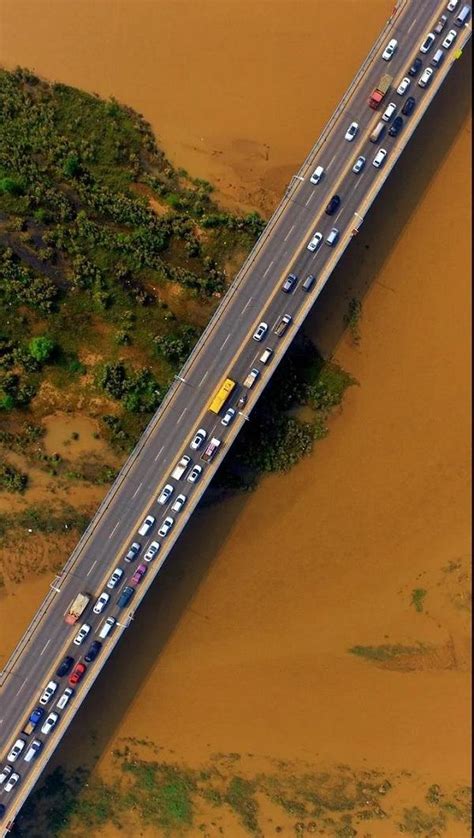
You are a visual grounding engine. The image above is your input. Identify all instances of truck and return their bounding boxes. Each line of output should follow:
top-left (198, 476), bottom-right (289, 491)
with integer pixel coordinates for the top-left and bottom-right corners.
top-left (22, 707), bottom-right (44, 736)
top-left (200, 437), bottom-right (221, 463)
top-left (243, 368), bottom-right (259, 388)
top-left (273, 314), bottom-right (292, 337)
top-left (65, 592), bottom-right (90, 625)
top-left (368, 73), bottom-right (393, 109)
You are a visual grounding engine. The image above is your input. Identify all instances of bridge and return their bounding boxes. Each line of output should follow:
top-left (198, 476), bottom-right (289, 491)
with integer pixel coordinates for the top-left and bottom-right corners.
top-left (0, 0), bottom-right (471, 830)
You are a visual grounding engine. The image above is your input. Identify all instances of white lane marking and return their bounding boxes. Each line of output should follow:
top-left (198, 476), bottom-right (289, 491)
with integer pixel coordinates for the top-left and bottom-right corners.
top-left (15, 678), bottom-right (28, 697)
top-left (86, 559), bottom-right (98, 577)
top-left (220, 333), bottom-right (231, 350)
top-left (40, 638), bottom-right (51, 656)
top-left (407, 17), bottom-right (418, 35)
top-left (334, 207), bottom-right (344, 222)
top-left (262, 259), bottom-right (274, 277)
top-left (326, 153), bottom-right (337, 170)
top-left (241, 297), bottom-right (253, 315)
top-left (352, 176), bottom-right (363, 190)
top-left (305, 192), bottom-right (314, 206)
top-left (154, 445), bottom-right (165, 462)
top-left (131, 481), bottom-right (143, 499)
top-left (199, 370), bottom-right (209, 386)
top-left (108, 522), bottom-right (119, 539)
top-left (177, 407), bottom-right (187, 424)
top-left (283, 224), bottom-right (295, 242)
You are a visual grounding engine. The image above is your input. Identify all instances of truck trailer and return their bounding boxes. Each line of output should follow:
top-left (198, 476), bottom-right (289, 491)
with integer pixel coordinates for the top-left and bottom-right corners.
top-left (65, 592), bottom-right (90, 625)
top-left (369, 73), bottom-right (393, 109)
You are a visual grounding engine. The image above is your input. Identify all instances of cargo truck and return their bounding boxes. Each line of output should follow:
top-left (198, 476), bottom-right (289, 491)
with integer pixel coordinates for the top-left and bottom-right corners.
top-left (243, 368), bottom-right (259, 388)
top-left (369, 73), bottom-right (393, 108)
top-left (65, 592), bottom-right (90, 625)
top-left (200, 437), bottom-right (221, 463)
top-left (22, 707), bottom-right (44, 736)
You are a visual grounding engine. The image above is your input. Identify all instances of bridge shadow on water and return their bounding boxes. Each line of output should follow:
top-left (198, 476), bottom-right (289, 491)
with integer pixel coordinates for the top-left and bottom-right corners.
top-left (18, 38), bottom-right (471, 823)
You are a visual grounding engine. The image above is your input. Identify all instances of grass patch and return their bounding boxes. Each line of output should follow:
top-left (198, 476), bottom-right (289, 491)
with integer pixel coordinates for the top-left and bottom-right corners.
top-left (349, 643), bottom-right (429, 662)
top-left (411, 588), bottom-right (427, 613)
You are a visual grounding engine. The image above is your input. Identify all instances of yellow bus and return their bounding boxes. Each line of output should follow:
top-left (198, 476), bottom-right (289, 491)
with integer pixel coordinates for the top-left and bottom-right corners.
top-left (208, 377), bottom-right (236, 414)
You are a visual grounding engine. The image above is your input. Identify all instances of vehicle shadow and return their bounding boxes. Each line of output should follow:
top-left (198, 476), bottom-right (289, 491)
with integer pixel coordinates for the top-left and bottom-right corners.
top-left (17, 38), bottom-right (472, 824)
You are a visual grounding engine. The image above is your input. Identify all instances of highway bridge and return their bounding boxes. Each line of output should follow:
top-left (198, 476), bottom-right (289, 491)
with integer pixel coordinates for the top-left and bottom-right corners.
top-left (0, 0), bottom-right (471, 829)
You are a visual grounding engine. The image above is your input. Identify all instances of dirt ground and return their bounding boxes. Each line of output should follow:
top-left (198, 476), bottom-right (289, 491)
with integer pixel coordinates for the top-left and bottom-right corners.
top-left (0, 0), bottom-right (471, 835)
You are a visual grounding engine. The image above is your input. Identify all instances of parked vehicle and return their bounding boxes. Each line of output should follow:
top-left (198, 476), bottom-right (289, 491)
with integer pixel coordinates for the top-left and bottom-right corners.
top-left (56, 688), bottom-right (74, 710)
top-left (56, 656), bottom-right (74, 678)
top-left (144, 541), bottom-right (160, 562)
top-left (68, 662), bottom-right (86, 686)
top-left (107, 567), bottom-right (123, 589)
top-left (41, 712), bottom-right (59, 735)
top-left (117, 585), bottom-right (135, 608)
top-left (157, 484), bottom-right (174, 505)
top-left (138, 515), bottom-right (155, 537)
top-left (64, 592), bottom-right (90, 625)
top-left (84, 641), bottom-right (102, 663)
top-left (171, 455), bottom-right (191, 480)
top-left (369, 73), bottom-right (393, 108)
top-left (201, 438), bottom-right (222, 462)
top-left (22, 708), bottom-right (43, 736)
top-left (190, 429), bottom-right (207, 450)
top-left (39, 680), bottom-right (58, 706)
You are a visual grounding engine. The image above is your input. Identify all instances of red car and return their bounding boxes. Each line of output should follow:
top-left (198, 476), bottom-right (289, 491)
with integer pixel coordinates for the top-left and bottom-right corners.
top-left (68, 662), bottom-right (86, 686)
top-left (130, 563), bottom-right (147, 586)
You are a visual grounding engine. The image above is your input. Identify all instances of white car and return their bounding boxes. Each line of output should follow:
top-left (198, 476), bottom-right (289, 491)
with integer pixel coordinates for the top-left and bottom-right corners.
top-left (397, 76), bottom-right (411, 95)
top-left (418, 67), bottom-right (434, 88)
top-left (138, 515), bottom-right (155, 536)
top-left (382, 101), bottom-right (397, 122)
top-left (73, 623), bottom-right (91, 646)
top-left (442, 29), bottom-right (457, 48)
top-left (0, 765), bottom-right (13, 784)
top-left (447, 0), bottom-right (459, 9)
top-left (352, 155), bottom-right (366, 174)
top-left (171, 494), bottom-right (187, 513)
top-left (93, 591), bottom-right (110, 614)
top-left (56, 687), bottom-right (74, 710)
top-left (344, 121), bottom-right (359, 141)
top-left (41, 712), bottom-right (59, 735)
top-left (221, 407), bottom-right (236, 427)
top-left (107, 567), bottom-right (123, 589)
top-left (252, 322), bottom-right (268, 342)
top-left (39, 680), bottom-right (58, 706)
top-left (382, 38), bottom-right (398, 60)
top-left (144, 540), bottom-right (160, 562)
top-left (24, 740), bottom-right (42, 763)
top-left (307, 232), bottom-right (323, 253)
top-left (372, 148), bottom-right (388, 168)
top-left (157, 483), bottom-right (174, 505)
top-left (7, 740), bottom-right (25, 763)
top-left (420, 32), bottom-right (436, 53)
top-left (187, 464), bottom-right (203, 483)
top-left (158, 516), bottom-right (174, 537)
top-left (190, 429), bottom-right (207, 450)
top-left (4, 772), bottom-right (20, 793)
top-left (309, 165), bottom-right (324, 184)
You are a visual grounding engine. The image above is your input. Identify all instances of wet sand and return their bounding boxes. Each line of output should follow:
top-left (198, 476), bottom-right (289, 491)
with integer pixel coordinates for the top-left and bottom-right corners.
top-left (0, 0), bottom-right (471, 834)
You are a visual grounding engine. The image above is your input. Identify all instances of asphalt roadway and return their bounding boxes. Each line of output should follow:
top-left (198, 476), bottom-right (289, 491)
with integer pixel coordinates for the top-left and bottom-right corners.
top-left (0, 0), bottom-right (471, 828)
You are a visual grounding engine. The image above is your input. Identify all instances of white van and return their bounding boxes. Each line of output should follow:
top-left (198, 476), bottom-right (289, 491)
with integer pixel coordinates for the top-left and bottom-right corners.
top-left (431, 48), bottom-right (445, 67)
top-left (326, 227), bottom-right (339, 246)
top-left (24, 740), bottom-right (42, 763)
top-left (98, 616), bottom-right (116, 639)
top-left (455, 5), bottom-right (471, 26)
top-left (259, 348), bottom-right (273, 364)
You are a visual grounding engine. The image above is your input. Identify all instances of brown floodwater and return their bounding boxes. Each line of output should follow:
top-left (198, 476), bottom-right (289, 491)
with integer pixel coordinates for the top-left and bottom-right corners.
top-left (0, 0), bottom-right (471, 834)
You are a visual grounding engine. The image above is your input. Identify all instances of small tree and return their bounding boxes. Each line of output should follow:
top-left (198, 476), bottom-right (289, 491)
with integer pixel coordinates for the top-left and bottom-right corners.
top-left (28, 336), bottom-right (56, 363)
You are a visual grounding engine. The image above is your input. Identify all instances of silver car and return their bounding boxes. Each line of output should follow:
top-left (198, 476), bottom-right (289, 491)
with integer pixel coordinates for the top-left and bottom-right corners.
top-left (7, 740), bottom-right (25, 763)
top-left (221, 407), bottom-right (236, 427)
top-left (107, 567), bottom-right (123, 589)
top-left (73, 623), bottom-right (91, 646)
top-left (352, 155), bottom-right (366, 174)
top-left (4, 772), bottom-right (20, 792)
top-left (41, 712), bottom-right (59, 735)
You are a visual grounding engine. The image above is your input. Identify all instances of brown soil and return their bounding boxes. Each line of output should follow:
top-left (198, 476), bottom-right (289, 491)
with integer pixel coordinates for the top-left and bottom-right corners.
top-left (0, 0), bottom-right (470, 835)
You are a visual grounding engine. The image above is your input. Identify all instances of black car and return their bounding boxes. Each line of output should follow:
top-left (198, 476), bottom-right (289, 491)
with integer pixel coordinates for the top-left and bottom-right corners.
top-left (389, 116), bottom-right (404, 137)
top-left (0, 803), bottom-right (6, 819)
top-left (117, 585), bottom-right (135, 608)
top-left (282, 273), bottom-right (298, 293)
top-left (56, 656), bottom-right (74, 677)
top-left (325, 194), bottom-right (341, 216)
top-left (84, 640), bottom-right (102, 663)
top-left (401, 96), bottom-right (416, 116)
top-left (408, 57), bottom-right (422, 76)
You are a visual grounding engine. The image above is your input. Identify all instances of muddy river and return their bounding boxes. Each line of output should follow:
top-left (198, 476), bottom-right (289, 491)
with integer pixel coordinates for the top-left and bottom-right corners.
top-left (0, 0), bottom-right (471, 835)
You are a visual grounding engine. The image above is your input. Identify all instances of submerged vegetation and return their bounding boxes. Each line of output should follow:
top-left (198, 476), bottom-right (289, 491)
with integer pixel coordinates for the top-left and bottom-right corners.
top-left (16, 744), bottom-right (472, 837)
